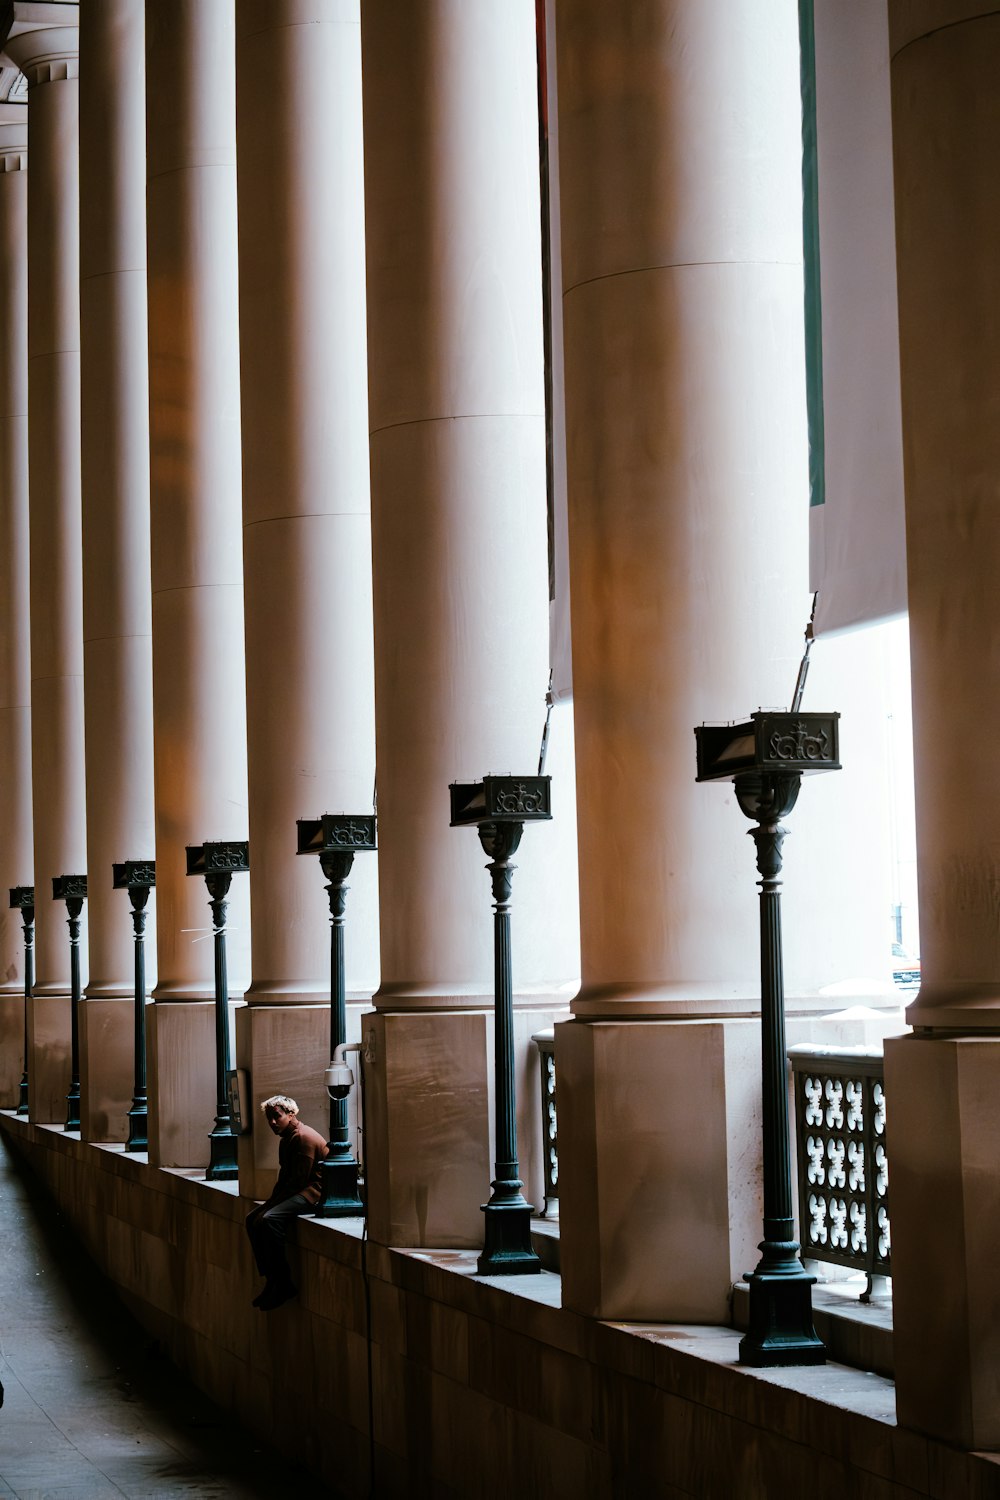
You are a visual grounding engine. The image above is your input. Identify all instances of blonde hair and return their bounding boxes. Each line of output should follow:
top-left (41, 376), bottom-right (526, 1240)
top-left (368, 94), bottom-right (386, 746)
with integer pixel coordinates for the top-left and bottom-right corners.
top-left (260, 1094), bottom-right (299, 1117)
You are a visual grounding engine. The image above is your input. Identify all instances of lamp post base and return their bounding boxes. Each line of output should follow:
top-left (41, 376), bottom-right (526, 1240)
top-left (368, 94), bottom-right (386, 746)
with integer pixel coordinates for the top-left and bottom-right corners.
top-left (65, 1086), bottom-right (80, 1132)
top-left (126, 1099), bottom-right (148, 1152)
top-left (17, 1073), bottom-right (28, 1115)
top-left (313, 1155), bottom-right (364, 1218)
top-left (477, 1200), bottom-right (541, 1277)
top-left (206, 1122), bottom-right (239, 1181)
top-left (738, 1267), bottom-right (826, 1367)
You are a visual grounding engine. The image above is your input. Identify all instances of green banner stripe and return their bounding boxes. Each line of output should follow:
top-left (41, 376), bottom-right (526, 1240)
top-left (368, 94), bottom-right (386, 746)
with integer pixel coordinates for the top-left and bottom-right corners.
top-left (800, 0), bottom-right (825, 509)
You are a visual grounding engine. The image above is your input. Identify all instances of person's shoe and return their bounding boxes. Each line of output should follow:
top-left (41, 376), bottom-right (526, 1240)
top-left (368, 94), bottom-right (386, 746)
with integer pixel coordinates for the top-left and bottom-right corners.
top-left (257, 1279), bottom-right (297, 1312)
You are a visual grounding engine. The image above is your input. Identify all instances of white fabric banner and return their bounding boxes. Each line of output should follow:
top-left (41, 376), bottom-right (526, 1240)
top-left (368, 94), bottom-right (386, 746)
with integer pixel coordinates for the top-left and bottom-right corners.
top-left (540, 0), bottom-right (573, 702)
top-left (804, 0), bottom-right (907, 636)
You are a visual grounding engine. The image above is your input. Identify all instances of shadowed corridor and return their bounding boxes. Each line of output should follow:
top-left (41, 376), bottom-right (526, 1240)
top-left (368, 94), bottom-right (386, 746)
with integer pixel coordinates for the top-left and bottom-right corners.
top-left (0, 1133), bottom-right (315, 1499)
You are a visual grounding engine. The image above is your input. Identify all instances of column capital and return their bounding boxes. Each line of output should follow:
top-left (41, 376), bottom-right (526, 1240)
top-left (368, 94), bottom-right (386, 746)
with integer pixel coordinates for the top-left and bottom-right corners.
top-left (0, 120), bottom-right (26, 171)
top-left (4, 23), bottom-right (79, 87)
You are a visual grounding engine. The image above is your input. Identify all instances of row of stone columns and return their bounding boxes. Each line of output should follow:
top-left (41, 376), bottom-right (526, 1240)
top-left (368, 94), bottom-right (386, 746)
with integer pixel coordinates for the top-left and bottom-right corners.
top-left (2, 0), bottom-right (978, 1452)
top-left (0, 0), bottom-right (578, 1205)
top-left (0, 0), bottom-right (890, 1241)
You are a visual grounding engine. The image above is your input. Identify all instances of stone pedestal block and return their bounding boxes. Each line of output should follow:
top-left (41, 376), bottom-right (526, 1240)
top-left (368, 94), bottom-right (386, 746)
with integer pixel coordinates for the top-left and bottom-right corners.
top-left (557, 1017), bottom-right (763, 1323)
top-left (235, 1002), bottom-right (365, 1203)
top-left (0, 991), bottom-right (24, 1107)
top-left (885, 1033), bottom-right (1000, 1449)
top-left (80, 996), bottom-right (134, 1144)
top-left (147, 1001), bottom-right (219, 1170)
top-left (365, 1006), bottom-right (560, 1249)
top-left (365, 1010), bottom-right (489, 1248)
top-left (27, 993), bottom-right (71, 1124)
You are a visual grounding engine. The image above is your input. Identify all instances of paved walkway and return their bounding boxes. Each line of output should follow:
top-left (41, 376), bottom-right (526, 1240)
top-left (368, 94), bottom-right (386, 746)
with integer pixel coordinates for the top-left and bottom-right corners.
top-left (0, 1132), bottom-right (312, 1499)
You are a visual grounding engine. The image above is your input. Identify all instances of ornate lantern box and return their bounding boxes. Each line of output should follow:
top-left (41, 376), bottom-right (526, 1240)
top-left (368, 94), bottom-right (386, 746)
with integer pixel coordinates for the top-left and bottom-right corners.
top-left (52, 874), bottom-right (87, 901)
top-left (449, 775), bottom-right (552, 828)
top-left (296, 814), bottom-right (377, 855)
top-left (695, 711), bottom-right (840, 784)
top-left (9, 885), bottom-right (33, 910)
top-left (185, 841), bottom-right (250, 877)
top-left (113, 860), bottom-right (155, 890)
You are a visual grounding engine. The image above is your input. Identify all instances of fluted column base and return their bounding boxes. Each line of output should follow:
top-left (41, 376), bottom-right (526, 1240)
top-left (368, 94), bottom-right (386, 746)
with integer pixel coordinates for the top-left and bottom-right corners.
top-left (27, 993), bottom-right (71, 1123)
top-left (365, 1006), bottom-right (559, 1250)
top-left (79, 997), bottom-right (134, 1144)
top-left (147, 1001), bottom-right (219, 1169)
top-left (558, 1010), bottom-right (902, 1322)
top-left (557, 1017), bottom-right (761, 1322)
top-left (885, 1033), bottom-right (1000, 1449)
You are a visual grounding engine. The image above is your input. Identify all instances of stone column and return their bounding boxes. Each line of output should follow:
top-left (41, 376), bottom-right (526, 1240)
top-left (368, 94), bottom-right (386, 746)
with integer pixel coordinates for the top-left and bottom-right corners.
top-left (234, 0), bottom-right (378, 1198)
top-left (0, 106), bottom-right (30, 1107)
top-left (4, 17), bottom-right (86, 1124)
top-left (362, 0), bottom-right (577, 1247)
top-left (77, 0), bottom-right (155, 1145)
top-left (552, 0), bottom-right (817, 1320)
top-left (145, 0), bottom-right (248, 1169)
top-left (884, 2), bottom-right (1000, 1450)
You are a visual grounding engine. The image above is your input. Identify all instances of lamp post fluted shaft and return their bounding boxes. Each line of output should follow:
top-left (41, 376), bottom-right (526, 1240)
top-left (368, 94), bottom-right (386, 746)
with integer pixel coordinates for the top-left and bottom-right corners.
top-left (127, 892), bottom-right (149, 1150)
top-left (488, 831), bottom-right (521, 1204)
top-left (114, 862), bottom-right (155, 1152)
top-left (19, 911), bottom-right (32, 1113)
top-left (329, 873), bottom-right (347, 1150)
top-left (450, 775), bottom-right (550, 1277)
top-left (695, 711), bottom-right (839, 1366)
top-left (315, 849), bottom-right (363, 1216)
top-left (186, 843), bottom-right (248, 1182)
top-left (53, 877), bottom-right (87, 1133)
top-left (65, 895), bottom-right (84, 1131)
top-left (476, 820), bottom-right (540, 1276)
top-left (736, 772), bottom-right (824, 1367)
top-left (296, 815), bottom-right (374, 1218)
top-left (752, 801), bottom-right (797, 1272)
top-left (13, 892), bottom-right (34, 1115)
top-left (207, 871), bottom-right (237, 1180)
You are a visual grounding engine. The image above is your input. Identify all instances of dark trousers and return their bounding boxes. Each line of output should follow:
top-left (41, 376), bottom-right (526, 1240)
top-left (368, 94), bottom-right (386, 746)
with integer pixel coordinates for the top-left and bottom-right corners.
top-left (246, 1193), bottom-right (310, 1285)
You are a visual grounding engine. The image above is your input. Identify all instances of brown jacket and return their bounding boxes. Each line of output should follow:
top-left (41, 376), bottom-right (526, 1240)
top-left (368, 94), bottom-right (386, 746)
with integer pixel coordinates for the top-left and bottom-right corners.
top-left (265, 1116), bottom-right (329, 1207)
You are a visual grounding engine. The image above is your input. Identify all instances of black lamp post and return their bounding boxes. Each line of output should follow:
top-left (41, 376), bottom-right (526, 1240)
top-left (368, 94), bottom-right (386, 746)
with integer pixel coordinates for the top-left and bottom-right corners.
top-left (450, 775), bottom-right (551, 1276)
top-left (185, 841), bottom-right (249, 1182)
top-left (696, 710), bottom-right (840, 1367)
top-left (53, 874), bottom-right (87, 1132)
top-left (296, 813), bottom-right (377, 1217)
top-left (9, 886), bottom-right (34, 1115)
top-left (112, 860), bottom-right (155, 1152)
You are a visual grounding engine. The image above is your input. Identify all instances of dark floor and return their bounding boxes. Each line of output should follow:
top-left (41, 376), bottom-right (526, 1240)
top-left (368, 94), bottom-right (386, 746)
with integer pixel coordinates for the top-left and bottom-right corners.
top-left (0, 1132), bottom-right (319, 1499)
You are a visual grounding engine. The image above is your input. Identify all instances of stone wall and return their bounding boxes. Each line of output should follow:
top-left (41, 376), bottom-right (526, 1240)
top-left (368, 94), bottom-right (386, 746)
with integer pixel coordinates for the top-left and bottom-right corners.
top-left (3, 1112), bottom-right (998, 1499)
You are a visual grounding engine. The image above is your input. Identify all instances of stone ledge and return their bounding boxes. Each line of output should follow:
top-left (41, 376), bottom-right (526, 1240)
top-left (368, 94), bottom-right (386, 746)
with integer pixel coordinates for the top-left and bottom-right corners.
top-left (4, 1109), bottom-right (1000, 1499)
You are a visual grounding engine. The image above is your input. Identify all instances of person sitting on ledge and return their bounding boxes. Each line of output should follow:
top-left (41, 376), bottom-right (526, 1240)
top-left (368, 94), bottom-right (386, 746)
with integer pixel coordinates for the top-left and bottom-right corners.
top-left (245, 1094), bottom-right (328, 1312)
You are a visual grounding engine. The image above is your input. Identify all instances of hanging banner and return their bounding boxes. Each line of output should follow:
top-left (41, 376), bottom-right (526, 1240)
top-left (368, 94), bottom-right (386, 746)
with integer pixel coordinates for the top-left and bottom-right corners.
top-left (537, 0), bottom-right (572, 701)
top-left (801, 0), bottom-right (907, 636)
